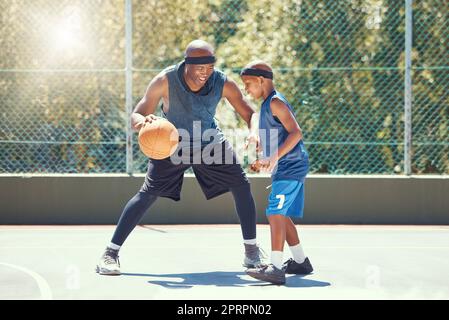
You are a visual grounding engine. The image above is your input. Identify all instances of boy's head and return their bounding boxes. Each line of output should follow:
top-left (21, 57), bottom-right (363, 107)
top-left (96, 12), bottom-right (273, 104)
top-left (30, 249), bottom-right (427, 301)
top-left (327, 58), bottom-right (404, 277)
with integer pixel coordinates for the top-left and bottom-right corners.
top-left (240, 60), bottom-right (274, 100)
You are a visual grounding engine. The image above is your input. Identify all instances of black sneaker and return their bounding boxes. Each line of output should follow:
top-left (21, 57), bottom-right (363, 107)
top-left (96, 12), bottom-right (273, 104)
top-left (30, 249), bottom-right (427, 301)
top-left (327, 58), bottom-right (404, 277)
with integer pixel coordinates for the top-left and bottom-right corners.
top-left (283, 257), bottom-right (313, 275)
top-left (246, 263), bottom-right (286, 285)
top-left (96, 248), bottom-right (121, 275)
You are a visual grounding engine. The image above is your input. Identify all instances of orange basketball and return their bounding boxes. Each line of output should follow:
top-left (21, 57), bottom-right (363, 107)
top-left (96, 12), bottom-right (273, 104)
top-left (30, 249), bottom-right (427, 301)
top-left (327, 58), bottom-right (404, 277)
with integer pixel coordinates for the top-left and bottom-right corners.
top-left (138, 119), bottom-right (179, 159)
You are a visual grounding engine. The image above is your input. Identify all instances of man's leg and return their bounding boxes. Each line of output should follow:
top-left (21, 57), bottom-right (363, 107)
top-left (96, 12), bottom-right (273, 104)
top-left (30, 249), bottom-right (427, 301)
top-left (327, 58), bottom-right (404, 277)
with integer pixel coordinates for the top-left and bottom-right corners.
top-left (97, 155), bottom-right (186, 276)
top-left (111, 192), bottom-right (158, 247)
top-left (229, 184), bottom-right (265, 267)
top-left (96, 192), bottom-right (157, 275)
top-left (230, 183), bottom-right (257, 241)
top-left (193, 140), bottom-right (264, 267)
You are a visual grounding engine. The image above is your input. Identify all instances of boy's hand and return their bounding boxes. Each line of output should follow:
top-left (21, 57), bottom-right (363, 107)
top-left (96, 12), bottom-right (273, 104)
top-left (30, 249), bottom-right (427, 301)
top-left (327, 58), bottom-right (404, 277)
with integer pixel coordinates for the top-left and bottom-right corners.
top-left (261, 156), bottom-right (278, 173)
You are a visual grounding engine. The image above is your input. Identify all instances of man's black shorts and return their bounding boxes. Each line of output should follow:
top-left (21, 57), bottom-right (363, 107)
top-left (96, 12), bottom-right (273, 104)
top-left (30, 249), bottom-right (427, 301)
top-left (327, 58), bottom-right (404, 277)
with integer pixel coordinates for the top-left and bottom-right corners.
top-left (140, 140), bottom-right (249, 201)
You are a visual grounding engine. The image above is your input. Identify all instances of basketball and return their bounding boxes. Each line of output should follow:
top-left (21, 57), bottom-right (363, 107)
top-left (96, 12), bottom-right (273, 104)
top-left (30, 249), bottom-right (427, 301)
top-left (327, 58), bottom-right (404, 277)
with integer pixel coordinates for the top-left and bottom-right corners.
top-left (138, 118), bottom-right (179, 159)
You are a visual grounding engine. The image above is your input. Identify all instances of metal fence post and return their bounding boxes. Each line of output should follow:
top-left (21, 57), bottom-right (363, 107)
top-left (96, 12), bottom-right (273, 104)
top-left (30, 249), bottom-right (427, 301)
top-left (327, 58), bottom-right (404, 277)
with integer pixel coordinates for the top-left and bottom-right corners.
top-left (125, 0), bottom-right (133, 174)
top-left (404, 0), bottom-right (413, 175)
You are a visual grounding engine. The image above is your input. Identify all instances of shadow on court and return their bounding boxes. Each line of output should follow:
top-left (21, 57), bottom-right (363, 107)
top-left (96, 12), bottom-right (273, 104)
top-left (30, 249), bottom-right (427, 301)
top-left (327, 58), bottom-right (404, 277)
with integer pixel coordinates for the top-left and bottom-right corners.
top-left (121, 271), bottom-right (331, 288)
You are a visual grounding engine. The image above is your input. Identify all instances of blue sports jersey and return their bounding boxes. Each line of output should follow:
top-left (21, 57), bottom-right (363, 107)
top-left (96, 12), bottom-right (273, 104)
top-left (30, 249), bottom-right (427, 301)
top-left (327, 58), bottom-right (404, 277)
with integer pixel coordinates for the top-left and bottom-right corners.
top-left (259, 90), bottom-right (309, 181)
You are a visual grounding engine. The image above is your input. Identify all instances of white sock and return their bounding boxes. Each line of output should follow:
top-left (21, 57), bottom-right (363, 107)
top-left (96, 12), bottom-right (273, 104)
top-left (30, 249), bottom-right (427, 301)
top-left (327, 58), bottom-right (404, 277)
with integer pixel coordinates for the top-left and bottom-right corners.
top-left (108, 242), bottom-right (121, 251)
top-left (289, 243), bottom-right (306, 264)
top-left (243, 239), bottom-right (257, 245)
top-left (271, 251), bottom-right (283, 269)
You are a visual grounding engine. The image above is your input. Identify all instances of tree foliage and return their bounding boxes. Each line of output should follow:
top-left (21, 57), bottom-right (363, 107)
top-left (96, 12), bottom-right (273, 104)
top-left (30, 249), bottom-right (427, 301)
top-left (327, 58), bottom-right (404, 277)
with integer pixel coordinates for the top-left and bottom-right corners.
top-left (0, 0), bottom-right (447, 174)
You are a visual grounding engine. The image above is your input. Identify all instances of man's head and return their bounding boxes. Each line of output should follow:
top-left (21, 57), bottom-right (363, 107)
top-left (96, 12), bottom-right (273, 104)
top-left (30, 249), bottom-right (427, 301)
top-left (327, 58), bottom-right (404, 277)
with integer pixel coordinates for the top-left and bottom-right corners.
top-left (183, 40), bottom-right (216, 90)
top-left (240, 60), bottom-right (274, 100)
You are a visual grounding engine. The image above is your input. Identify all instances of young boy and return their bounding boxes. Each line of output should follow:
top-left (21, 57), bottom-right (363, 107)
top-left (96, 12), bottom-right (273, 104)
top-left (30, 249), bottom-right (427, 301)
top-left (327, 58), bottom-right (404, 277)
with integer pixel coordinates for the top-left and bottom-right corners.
top-left (240, 61), bottom-right (313, 285)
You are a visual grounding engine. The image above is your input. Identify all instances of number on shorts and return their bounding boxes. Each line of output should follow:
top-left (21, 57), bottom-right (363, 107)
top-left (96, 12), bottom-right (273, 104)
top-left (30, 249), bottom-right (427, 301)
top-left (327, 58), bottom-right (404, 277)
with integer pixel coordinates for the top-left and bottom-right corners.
top-left (276, 194), bottom-right (285, 209)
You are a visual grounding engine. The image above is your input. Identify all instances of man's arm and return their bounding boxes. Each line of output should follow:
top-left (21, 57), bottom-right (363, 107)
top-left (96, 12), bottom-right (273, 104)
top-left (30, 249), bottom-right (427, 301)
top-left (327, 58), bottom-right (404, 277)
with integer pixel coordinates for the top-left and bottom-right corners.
top-left (222, 77), bottom-right (260, 150)
top-left (222, 78), bottom-right (257, 133)
top-left (131, 72), bottom-right (168, 132)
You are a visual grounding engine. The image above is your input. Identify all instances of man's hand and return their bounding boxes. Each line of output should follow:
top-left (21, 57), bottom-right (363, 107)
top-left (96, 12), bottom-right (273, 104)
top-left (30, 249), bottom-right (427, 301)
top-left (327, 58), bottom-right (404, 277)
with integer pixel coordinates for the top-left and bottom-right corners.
top-left (136, 114), bottom-right (161, 131)
top-left (249, 159), bottom-right (263, 173)
top-left (144, 114), bottom-right (160, 124)
top-left (244, 132), bottom-right (261, 152)
top-left (250, 155), bottom-right (278, 173)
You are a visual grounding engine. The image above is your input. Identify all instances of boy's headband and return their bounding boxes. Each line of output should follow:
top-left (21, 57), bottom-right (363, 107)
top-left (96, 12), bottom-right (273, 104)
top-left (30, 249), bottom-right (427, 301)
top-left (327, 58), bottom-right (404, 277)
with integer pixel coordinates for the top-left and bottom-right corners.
top-left (240, 68), bottom-right (273, 79)
top-left (184, 56), bottom-right (217, 64)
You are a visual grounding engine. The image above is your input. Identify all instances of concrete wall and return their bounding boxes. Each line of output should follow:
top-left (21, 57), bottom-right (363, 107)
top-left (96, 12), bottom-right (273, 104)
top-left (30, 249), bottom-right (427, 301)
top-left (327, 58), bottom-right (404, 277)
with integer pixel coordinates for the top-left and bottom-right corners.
top-left (0, 174), bottom-right (448, 224)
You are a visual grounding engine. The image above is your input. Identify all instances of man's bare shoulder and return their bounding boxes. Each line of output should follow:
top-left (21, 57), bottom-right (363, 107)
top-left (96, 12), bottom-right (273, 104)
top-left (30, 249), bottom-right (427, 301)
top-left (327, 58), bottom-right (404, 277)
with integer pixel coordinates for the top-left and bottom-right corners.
top-left (154, 69), bottom-right (170, 84)
top-left (147, 69), bottom-right (170, 92)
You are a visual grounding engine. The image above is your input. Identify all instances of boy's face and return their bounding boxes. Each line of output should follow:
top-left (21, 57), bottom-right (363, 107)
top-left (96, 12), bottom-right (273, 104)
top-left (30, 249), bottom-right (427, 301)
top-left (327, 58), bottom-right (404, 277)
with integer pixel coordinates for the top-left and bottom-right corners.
top-left (241, 75), bottom-right (263, 100)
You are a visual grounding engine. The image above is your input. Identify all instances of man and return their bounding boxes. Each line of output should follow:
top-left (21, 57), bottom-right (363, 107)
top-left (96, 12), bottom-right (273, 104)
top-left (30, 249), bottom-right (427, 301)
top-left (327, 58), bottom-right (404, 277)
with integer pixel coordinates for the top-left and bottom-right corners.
top-left (96, 40), bottom-right (264, 275)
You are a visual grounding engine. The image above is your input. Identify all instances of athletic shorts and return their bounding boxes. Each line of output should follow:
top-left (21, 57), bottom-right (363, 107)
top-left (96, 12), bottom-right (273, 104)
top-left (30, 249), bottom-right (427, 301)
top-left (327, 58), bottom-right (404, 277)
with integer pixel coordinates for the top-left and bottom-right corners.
top-left (266, 180), bottom-right (305, 218)
top-left (140, 140), bottom-right (249, 201)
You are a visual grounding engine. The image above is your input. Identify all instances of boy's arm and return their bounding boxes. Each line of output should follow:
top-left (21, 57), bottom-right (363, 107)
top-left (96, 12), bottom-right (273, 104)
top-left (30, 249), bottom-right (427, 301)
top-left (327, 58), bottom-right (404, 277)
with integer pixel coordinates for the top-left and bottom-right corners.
top-left (256, 97), bottom-right (303, 172)
top-left (270, 97), bottom-right (303, 160)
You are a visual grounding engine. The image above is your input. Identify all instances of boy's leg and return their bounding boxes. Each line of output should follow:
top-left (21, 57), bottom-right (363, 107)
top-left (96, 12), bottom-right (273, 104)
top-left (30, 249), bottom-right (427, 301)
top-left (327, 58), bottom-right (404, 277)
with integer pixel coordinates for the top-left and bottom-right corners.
top-left (284, 220), bottom-right (312, 275)
top-left (283, 185), bottom-right (310, 268)
top-left (267, 214), bottom-right (286, 269)
top-left (285, 217), bottom-right (300, 247)
top-left (285, 217), bottom-right (307, 264)
top-left (245, 214), bottom-right (286, 285)
top-left (268, 215), bottom-right (286, 252)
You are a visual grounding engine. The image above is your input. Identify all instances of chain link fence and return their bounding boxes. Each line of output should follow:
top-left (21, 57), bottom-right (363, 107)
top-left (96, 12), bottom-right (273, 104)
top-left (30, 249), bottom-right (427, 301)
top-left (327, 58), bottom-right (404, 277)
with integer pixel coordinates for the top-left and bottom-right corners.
top-left (1, 0), bottom-right (447, 174)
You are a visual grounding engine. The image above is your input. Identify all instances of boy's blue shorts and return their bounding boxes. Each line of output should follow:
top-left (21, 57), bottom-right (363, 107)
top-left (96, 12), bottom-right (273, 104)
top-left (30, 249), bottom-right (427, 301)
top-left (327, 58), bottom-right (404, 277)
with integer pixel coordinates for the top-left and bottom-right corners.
top-left (266, 180), bottom-right (305, 218)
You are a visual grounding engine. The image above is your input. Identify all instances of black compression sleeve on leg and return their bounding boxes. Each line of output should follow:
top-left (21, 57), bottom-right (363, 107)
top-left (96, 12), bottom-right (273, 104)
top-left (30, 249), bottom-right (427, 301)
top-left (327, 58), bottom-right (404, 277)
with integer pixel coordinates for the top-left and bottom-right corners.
top-left (111, 192), bottom-right (158, 246)
top-left (230, 184), bottom-right (257, 240)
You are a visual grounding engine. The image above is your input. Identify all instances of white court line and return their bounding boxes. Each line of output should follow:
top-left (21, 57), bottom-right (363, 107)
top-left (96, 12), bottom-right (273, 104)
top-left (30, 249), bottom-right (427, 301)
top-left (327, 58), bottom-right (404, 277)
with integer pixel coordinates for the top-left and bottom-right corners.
top-left (0, 262), bottom-right (53, 300)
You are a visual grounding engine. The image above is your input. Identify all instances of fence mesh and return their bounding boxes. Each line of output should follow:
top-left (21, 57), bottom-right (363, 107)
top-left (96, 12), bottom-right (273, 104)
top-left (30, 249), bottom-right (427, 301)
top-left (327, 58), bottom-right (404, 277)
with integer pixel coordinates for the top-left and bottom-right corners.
top-left (1, 0), bottom-right (448, 174)
top-left (411, 1), bottom-right (449, 174)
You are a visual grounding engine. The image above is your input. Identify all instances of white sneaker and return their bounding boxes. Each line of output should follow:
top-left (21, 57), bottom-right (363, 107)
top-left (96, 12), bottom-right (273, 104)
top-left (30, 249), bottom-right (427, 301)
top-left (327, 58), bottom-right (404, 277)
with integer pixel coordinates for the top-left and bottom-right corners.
top-left (96, 248), bottom-right (121, 275)
top-left (243, 243), bottom-right (266, 268)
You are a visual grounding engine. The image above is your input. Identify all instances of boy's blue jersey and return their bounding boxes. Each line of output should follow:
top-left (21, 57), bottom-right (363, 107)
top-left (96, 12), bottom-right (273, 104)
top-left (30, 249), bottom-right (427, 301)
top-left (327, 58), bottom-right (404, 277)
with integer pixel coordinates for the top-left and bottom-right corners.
top-left (259, 90), bottom-right (309, 181)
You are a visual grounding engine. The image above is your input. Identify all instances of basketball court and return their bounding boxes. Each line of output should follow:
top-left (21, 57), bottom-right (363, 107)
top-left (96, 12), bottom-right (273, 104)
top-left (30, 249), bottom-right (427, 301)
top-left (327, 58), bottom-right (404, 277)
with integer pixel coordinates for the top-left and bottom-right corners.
top-left (1, 0), bottom-right (448, 304)
top-left (1, 224), bottom-right (448, 300)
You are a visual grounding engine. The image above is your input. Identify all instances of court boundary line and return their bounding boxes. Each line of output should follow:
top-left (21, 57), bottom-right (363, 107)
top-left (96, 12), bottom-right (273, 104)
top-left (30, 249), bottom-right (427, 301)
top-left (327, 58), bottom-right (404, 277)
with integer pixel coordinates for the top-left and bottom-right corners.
top-left (0, 262), bottom-right (53, 300)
